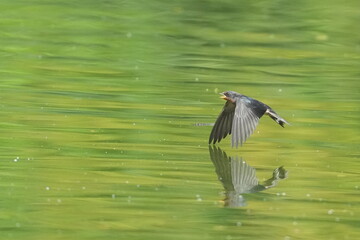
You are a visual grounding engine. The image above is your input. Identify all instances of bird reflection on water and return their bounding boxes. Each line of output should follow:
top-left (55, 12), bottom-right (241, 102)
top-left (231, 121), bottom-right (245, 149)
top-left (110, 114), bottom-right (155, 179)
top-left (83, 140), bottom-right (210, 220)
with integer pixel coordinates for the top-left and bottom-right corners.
top-left (208, 146), bottom-right (288, 208)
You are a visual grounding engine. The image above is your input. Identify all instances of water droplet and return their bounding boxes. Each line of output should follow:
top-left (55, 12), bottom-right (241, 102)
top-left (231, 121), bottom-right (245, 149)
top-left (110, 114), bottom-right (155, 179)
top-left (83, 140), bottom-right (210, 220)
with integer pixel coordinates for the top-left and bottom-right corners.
top-left (195, 194), bottom-right (202, 201)
top-left (315, 33), bottom-right (328, 41)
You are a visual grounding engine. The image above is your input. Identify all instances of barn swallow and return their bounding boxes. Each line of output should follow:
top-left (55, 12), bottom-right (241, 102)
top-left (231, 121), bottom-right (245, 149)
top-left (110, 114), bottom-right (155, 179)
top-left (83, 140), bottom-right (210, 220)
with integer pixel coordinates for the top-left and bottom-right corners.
top-left (209, 91), bottom-right (289, 147)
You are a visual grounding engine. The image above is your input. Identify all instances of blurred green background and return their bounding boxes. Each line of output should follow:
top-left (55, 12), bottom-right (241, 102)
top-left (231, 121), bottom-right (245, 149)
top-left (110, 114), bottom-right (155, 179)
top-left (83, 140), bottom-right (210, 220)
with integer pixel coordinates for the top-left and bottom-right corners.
top-left (0, 0), bottom-right (359, 239)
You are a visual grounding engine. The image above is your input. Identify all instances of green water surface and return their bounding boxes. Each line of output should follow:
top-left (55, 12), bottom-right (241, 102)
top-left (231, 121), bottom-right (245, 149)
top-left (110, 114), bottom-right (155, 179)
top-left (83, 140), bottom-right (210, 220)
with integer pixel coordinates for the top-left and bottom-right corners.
top-left (0, 1), bottom-right (359, 240)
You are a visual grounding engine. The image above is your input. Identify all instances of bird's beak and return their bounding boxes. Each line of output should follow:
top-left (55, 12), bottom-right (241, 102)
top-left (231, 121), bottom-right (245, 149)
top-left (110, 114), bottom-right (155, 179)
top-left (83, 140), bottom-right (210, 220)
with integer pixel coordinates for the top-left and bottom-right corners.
top-left (219, 92), bottom-right (228, 100)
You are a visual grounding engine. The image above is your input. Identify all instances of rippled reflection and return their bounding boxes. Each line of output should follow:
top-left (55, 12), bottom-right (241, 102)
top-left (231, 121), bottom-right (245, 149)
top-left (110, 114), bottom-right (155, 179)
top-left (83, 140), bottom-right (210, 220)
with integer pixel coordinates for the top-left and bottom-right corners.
top-left (209, 146), bottom-right (288, 207)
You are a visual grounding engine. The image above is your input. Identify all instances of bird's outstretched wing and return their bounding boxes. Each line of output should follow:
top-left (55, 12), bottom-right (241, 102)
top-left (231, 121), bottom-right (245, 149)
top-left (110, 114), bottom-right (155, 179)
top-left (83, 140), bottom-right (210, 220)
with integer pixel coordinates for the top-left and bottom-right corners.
top-left (209, 101), bottom-right (236, 144)
top-left (231, 97), bottom-right (263, 147)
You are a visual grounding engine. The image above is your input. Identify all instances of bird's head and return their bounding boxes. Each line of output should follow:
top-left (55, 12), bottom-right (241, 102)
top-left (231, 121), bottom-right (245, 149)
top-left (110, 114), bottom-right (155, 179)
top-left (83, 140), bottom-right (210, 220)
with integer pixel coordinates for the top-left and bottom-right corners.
top-left (220, 91), bottom-right (238, 103)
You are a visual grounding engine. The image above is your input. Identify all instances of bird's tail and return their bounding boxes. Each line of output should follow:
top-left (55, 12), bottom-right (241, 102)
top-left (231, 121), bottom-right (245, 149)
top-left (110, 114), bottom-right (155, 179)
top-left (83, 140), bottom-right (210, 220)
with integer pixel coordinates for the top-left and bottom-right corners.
top-left (266, 110), bottom-right (290, 128)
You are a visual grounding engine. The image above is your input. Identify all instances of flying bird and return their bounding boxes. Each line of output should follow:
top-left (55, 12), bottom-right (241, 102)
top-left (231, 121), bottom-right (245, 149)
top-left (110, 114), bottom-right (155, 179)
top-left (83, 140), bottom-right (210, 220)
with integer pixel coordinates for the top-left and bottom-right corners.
top-left (209, 91), bottom-right (289, 147)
